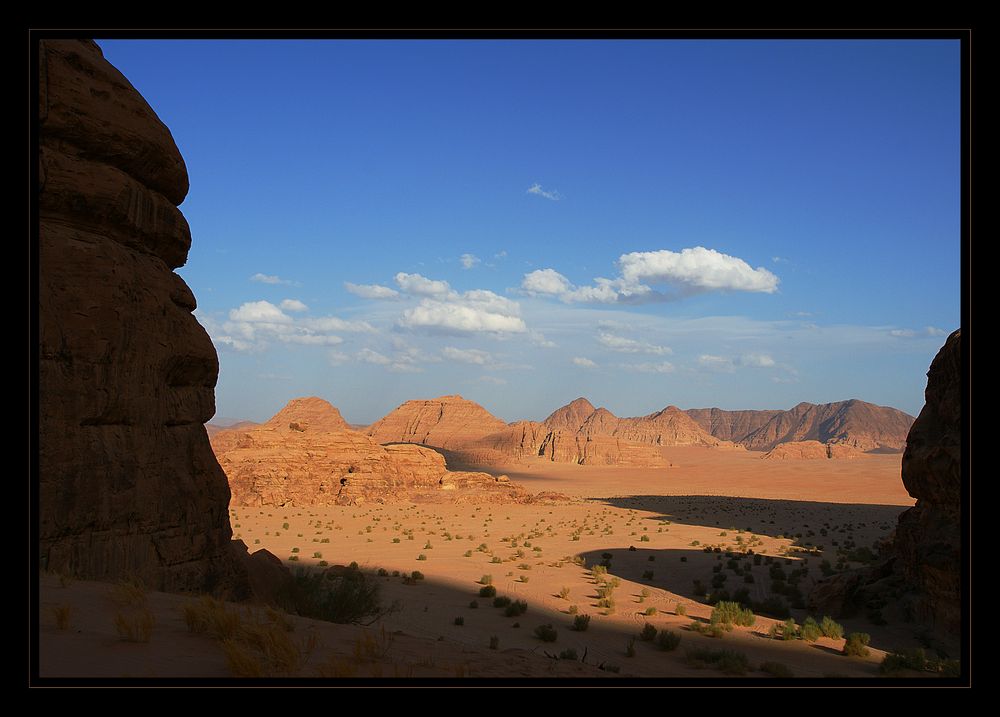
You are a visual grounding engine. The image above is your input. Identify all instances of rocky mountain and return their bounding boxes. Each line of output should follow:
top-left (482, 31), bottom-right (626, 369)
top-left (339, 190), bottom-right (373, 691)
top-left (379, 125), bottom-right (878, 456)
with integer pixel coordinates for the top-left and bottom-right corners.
top-left (543, 398), bottom-right (597, 432)
top-left (212, 398), bottom-right (532, 506)
top-left (38, 40), bottom-right (246, 594)
top-left (737, 400), bottom-right (915, 452)
top-left (206, 420), bottom-right (258, 439)
top-left (366, 395), bottom-right (507, 449)
top-left (684, 408), bottom-right (783, 443)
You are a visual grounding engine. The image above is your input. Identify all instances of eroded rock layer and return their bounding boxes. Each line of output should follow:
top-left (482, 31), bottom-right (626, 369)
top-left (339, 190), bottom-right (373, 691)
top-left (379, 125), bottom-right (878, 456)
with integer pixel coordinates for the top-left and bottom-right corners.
top-left (213, 398), bottom-right (533, 506)
top-left (39, 40), bottom-right (244, 593)
top-left (738, 400), bottom-right (914, 452)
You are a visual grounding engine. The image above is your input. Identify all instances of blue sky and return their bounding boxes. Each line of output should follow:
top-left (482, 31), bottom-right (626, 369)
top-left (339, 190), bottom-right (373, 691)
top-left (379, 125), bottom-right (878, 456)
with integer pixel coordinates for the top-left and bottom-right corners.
top-left (97, 39), bottom-right (961, 424)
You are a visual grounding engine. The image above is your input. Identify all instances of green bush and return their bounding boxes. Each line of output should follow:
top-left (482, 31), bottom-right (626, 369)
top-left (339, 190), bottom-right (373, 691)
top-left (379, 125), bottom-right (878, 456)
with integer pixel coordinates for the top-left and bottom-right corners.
top-left (504, 600), bottom-right (528, 617)
top-left (558, 648), bottom-right (578, 660)
top-left (782, 618), bottom-right (798, 641)
top-left (711, 601), bottom-right (755, 627)
top-left (626, 637), bottom-right (636, 657)
top-left (410, 570), bottom-right (424, 580)
top-left (644, 606), bottom-right (658, 616)
top-left (799, 616), bottom-right (822, 642)
top-left (642, 570), bottom-right (654, 580)
top-left (489, 635), bottom-right (499, 650)
top-left (820, 616), bottom-right (844, 640)
top-left (469, 600), bottom-right (479, 609)
top-left (657, 630), bottom-right (681, 652)
top-left (675, 604), bottom-right (687, 616)
top-left (534, 623), bottom-right (558, 642)
top-left (479, 585), bottom-right (497, 598)
top-left (639, 623), bottom-right (657, 641)
top-left (493, 595), bottom-right (511, 608)
top-left (416, 554), bottom-right (427, 561)
top-left (277, 568), bottom-right (393, 625)
top-left (843, 632), bottom-right (871, 657)
top-left (686, 647), bottom-right (750, 675)
top-left (880, 648), bottom-right (927, 674)
top-left (567, 604), bottom-right (579, 615)
top-left (454, 616), bottom-right (464, 626)
top-left (571, 614), bottom-right (591, 631)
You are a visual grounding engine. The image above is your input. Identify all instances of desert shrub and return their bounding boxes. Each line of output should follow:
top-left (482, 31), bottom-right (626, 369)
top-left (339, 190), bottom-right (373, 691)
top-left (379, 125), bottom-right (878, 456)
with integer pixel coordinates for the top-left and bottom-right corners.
top-left (489, 635), bottom-right (499, 650)
top-left (559, 586), bottom-right (570, 599)
top-left (571, 614), bottom-right (591, 631)
top-left (411, 570), bottom-right (424, 580)
top-left (689, 621), bottom-right (725, 638)
top-left (799, 616), bottom-right (822, 642)
top-left (753, 596), bottom-right (791, 619)
top-left (711, 601), bottom-right (755, 627)
top-left (493, 596), bottom-right (511, 608)
top-left (567, 604), bottom-right (579, 615)
top-left (491, 556), bottom-right (502, 564)
top-left (469, 600), bottom-right (479, 609)
top-left (657, 630), bottom-right (681, 651)
top-left (818, 616), bottom-right (844, 641)
top-left (592, 565), bottom-right (607, 577)
top-left (463, 550), bottom-right (472, 557)
top-left (843, 632), bottom-right (871, 657)
top-left (505, 600), bottom-right (528, 617)
top-left (680, 556), bottom-right (687, 562)
top-left (642, 570), bottom-right (654, 580)
top-left (639, 622), bottom-right (658, 641)
top-left (534, 623), bottom-right (558, 642)
top-left (114, 608), bottom-right (155, 643)
top-left (52, 605), bottom-right (72, 630)
top-left (640, 535), bottom-right (650, 542)
top-left (644, 606), bottom-right (658, 616)
top-left (454, 616), bottom-right (464, 626)
top-left (686, 647), bottom-right (750, 675)
top-left (626, 637), bottom-right (637, 657)
top-left (479, 585), bottom-right (497, 598)
top-left (880, 648), bottom-right (929, 675)
top-left (277, 568), bottom-right (395, 626)
top-left (675, 604), bottom-right (687, 616)
top-left (599, 663), bottom-right (621, 674)
top-left (782, 618), bottom-right (798, 641)
top-left (558, 648), bottom-right (578, 660)
top-left (392, 537), bottom-right (401, 543)
top-left (761, 661), bottom-right (794, 678)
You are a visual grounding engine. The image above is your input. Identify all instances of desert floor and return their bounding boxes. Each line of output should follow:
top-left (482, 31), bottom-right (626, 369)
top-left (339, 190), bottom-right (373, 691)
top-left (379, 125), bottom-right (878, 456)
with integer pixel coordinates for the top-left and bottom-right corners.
top-left (40, 447), bottom-right (932, 680)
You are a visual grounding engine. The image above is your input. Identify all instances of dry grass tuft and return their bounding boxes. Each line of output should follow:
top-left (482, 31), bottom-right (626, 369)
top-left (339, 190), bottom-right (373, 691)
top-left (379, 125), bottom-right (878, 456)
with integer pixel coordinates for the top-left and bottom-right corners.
top-left (110, 575), bottom-right (149, 608)
top-left (52, 604), bottom-right (72, 630)
top-left (114, 607), bottom-right (155, 642)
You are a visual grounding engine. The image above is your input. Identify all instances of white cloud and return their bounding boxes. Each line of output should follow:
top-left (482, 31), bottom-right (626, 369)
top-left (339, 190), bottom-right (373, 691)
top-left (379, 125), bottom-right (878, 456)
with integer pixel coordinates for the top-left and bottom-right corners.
top-left (596, 332), bottom-right (672, 355)
top-left (621, 361), bottom-right (675, 374)
top-left (399, 300), bottom-right (527, 335)
top-left (529, 331), bottom-right (557, 348)
top-left (478, 376), bottom-right (507, 385)
top-left (395, 272), bottom-right (452, 297)
top-left (527, 182), bottom-right (562, 201)
top-left (356, 348), bottom-right (391, 365)
top-left (460, 253), bottom-right (481, 270)
top-left (521, 268), bottom-right (573, 296)
top-left (697, 354), bottom-right (736, 373)
top-left (738, 353), bottom-right (775, 368)
top-left (345, 282), bottom-right (400, 300)
top-left (890, 326), bottom-right (949, 339)
top-left (442, 347), bottom-right (493, 365)
top-left (250, 273), bottom-right (295, 285)
top-left (520, 247), bottom-right (775, 305)
top-left (328, 350), bottom-right (350, 365)
top-left (619, 247), bottom-right (779, 294)
top-left (889, 329), bottom-right (917, 338)
top-left (572, 357), bottom-right (598, 368)
top-left (925, 326), bottom-right (947, 336)
top-left (494, 250), bottom-right (507, 259)
top-left (280, 299), bottom-right (309, 312)
top-left (205, 300), bottom-right (373, 352)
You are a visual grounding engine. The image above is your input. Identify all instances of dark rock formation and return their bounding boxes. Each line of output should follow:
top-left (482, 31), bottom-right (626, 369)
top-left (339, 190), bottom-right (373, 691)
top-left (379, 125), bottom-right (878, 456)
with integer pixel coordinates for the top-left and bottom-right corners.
top-left (38, 40), bottom-right (245, 594)
top-left (808, 330), bottom-right (961, 645)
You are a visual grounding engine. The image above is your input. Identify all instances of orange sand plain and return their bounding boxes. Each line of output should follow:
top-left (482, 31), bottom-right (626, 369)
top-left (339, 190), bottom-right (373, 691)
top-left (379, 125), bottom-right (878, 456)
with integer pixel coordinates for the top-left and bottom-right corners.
top-left (39, 447), bottom-right (921, 680)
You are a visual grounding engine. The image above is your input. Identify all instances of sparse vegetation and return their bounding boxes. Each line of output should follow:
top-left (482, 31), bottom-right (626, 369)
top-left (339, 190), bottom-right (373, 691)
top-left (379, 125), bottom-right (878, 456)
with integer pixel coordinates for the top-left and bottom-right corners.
top-left (843, 632), bottom-right (871, 657)
top-left (479, 585), bottom-right (497, 598)
top-left (657, 630), bottom-right (681, 652)
top-left (711, 601), bottom-right (755, 628)
top-left (276, 564), bottom-right (395, 626)
top-left (685, 647), bottom-right (751, 675)
top-left (489, 635), bottom-right (500, 650)
top-left (761, 661), bottom-right (794, 678)
top-left (820, 615), bottom-right (844, 640)
top-left (504, 600), bottom-right (528, 617)
top-left (571, 614), bottom-right (591, 632)
top-left (454, 616), bottom-right (464, 626)
top-left (52, 604), bottom-right (72, 631)
top-left (534, 623), bottom-right (558, 642)
top-left (639, 623), bottom-right (658, 641)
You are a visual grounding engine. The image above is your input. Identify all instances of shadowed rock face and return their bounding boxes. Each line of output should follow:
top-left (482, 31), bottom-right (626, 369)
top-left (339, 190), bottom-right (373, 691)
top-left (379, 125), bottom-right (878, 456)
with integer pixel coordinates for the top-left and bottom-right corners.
top-left (893, 329), bottom-right (961, 634)
top-left (38, 40), bottom-right (245, 594)
top-left (808, 330), bottom-right (961, 644)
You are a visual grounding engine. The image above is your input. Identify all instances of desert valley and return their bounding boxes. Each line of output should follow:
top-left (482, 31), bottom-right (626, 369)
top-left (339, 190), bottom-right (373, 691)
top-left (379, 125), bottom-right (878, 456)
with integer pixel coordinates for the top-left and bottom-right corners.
top-left (35, 37), bottom-right (964, 684)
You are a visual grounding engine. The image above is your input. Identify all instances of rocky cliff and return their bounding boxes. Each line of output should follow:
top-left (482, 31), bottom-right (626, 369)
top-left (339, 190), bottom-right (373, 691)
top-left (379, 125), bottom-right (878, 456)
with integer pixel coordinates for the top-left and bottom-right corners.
top-left (809, 331), bottom-right (962, 644)
top-left (543, 397), bottom-right (597, 432)
top-left (738, 399), bottom-right (914, 452)
top-left (38, 40), bottom-right (245, 593)
top-left (213, 398), bottom-right (531, 506)
top-left (366, 395), bottom-right (507, 448)
top-left (760, 440), bottom-right (865, 460)
top-left (684, 407), bottom-right (783, 443)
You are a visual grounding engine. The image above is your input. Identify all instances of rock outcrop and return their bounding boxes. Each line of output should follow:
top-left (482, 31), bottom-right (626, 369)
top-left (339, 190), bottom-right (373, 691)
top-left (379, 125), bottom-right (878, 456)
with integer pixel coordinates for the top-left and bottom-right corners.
top-left (892, 329), bottom-right (961, 635)
top-left (808, 331), bottom-right (961, 644)
top-left (366, 395), bottom-right (507, 449)
top-left (213, 398), bottom-right (532, 506)
top-left (543, 398), bottom-right (597, 433)
top-left (38, 40), bottom-right (245, 594)
top-left (760, 440), bottom-right (865, 460)
top-left (738, 399), bottom-right (914, 452)
top-left (684, 407), bottom-right (783, 443)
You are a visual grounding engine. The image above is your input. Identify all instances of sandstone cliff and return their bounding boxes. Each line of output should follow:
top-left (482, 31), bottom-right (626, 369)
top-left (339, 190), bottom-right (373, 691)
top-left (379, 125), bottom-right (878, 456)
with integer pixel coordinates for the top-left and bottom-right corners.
top-left (684, 407), bottom-right (783, 443)
top-left (366, 395), bottom-right (507, 449)
top-left (213, 398), bottom-right (531, 506)
top-left (760, 440), bottom-right (865, 460)
top-left (543, 397), bottom-right (597, 432)
top-left (38, 40), bottom-right (245, 593)
top-left (808, 331), bottom-right (961, 644)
